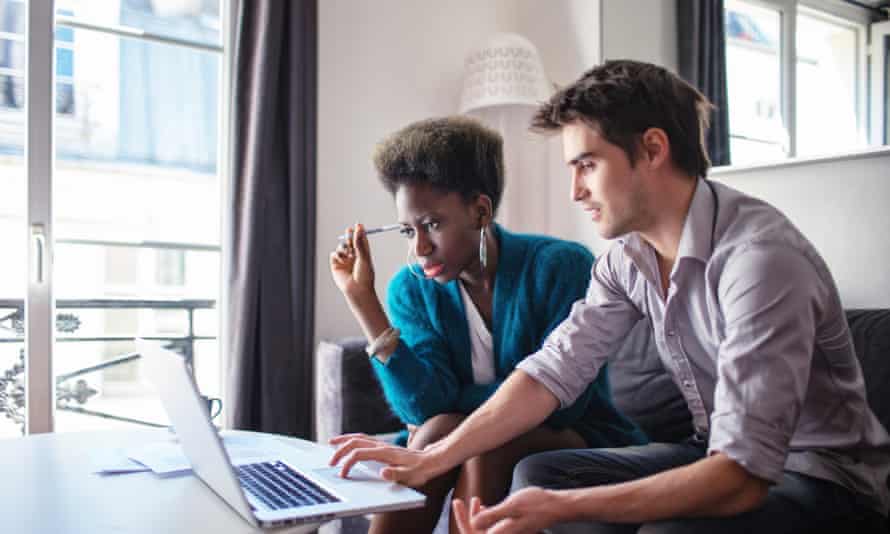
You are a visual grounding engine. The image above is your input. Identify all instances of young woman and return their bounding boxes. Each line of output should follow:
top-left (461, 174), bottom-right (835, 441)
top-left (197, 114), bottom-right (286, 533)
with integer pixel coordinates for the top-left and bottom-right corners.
top-left (330, 116), bottom-right (645, 534)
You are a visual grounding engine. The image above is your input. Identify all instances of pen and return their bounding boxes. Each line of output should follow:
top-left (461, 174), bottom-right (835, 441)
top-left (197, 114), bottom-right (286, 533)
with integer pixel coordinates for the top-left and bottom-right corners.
top-left (337, 223), bottom-right (402, 242)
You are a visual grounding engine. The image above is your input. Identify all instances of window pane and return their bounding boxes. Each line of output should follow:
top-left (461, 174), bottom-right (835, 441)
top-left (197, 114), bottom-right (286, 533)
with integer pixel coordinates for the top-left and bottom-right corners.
top-left (885, 38), bottom-right (890, 144)
top-left (0, 0), bottom-right (24, 34)
top-left (795, 10), bottom-right (864, 157)
top-left (725, 0), bottom-right (787, 164)
top-left (57, 0), bottom-right (221, 49)
top-left (0, 0), bottom-right (25, 438)
top-left (52, 26), bottom-right (221, 433)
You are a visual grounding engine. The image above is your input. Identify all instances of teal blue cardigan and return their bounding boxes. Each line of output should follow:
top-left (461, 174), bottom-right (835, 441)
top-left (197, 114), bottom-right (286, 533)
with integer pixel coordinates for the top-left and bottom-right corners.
top-left (371, 226), bottom-right (646, 447)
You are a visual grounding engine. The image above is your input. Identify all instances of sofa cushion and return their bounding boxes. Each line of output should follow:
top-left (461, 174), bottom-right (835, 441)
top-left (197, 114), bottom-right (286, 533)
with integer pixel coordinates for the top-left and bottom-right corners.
top-left (608, 319), bottom-right (694, 443)
top-left (314, 338), bottom-right (402, 443)
top-left (846, 309), bottom-right (890, 433)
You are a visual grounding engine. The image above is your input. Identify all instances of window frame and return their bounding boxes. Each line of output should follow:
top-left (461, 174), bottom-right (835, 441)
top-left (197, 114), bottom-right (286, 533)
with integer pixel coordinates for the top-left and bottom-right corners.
top-left (725, 0), bottom-right (874, 159)
top-left (23, 1), bottom-right (232, 434)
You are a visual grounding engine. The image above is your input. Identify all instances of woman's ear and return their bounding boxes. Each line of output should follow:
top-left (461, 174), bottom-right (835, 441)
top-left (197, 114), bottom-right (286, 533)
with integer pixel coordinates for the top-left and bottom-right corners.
top-left (474, 194), bottom-right (494, 228)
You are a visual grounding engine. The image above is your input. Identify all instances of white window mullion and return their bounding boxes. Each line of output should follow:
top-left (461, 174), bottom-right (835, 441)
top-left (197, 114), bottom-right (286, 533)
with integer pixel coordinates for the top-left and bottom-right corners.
top-left (776, 0), bottom-right (798, 157)
top-left (25, 0), bottom-right (55, 434)
top-left (218, 0), bottom-right (237, 425)
top-left (870, 20), bottom-right (890, 145)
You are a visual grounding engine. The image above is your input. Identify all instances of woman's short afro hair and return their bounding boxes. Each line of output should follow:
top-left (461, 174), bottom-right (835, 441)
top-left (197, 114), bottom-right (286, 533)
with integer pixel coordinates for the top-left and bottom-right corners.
top-left (373, 116), bottom-right (505, 213)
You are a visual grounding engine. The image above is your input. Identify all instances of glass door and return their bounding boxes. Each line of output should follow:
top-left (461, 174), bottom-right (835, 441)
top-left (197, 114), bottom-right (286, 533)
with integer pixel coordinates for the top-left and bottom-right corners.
top-left (0, 0), bottom-right (228, 435)
top-left (51, 0), bottom-right (225, 432)
top-left (0, 0), bottom-right (30, 437)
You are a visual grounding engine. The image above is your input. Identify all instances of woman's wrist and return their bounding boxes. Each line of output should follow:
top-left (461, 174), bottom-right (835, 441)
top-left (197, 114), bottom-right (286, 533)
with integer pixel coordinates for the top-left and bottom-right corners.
top-left (345, 289), bottom-right (391, 342)
top-left (343, 284), bottom-right (377, 306)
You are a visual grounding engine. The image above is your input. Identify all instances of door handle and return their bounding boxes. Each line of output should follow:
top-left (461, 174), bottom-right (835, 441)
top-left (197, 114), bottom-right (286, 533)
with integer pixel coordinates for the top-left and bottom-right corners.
top-left (31, 224), bottom-right (46, 284)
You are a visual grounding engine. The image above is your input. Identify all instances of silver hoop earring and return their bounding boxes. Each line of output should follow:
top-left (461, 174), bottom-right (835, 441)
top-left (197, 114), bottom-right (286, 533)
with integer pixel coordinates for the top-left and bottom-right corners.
top-left (479, 226), bottom-right (488, 271)
top-left (406, 249), bottom-right (424, 279)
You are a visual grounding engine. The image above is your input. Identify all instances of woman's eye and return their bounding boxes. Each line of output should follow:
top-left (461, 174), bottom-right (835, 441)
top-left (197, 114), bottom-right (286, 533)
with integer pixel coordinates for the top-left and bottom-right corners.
top-left (399, 227), bottom-right (414, 238)
top-left (424, 221), bottom-right (440, 231)
top-left (580, 161), bottom-right (595, 172)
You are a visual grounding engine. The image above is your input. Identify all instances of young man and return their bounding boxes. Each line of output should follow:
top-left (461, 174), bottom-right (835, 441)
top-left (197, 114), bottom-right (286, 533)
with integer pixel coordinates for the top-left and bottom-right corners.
top-left (330, 60), bottom-right (890, 533)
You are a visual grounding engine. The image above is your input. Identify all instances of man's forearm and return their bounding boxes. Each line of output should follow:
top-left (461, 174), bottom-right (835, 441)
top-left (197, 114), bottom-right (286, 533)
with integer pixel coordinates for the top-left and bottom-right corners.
top-left (434, 370), bottom-right (559, 467)
top-left (559, 453), bottom-right (770, 524)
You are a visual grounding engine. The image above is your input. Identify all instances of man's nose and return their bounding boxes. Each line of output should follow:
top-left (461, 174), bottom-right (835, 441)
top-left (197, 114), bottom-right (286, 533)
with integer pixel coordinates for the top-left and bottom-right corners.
top-left (571, 170), bottom-right (586, 202)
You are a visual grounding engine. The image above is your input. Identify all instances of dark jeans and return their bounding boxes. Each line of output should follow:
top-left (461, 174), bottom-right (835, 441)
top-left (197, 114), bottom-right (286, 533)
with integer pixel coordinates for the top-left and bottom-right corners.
top-left (510, 439), bottom-right (887, 534)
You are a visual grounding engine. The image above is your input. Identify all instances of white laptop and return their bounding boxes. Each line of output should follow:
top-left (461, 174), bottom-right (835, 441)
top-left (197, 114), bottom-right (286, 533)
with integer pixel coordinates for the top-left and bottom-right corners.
top-left (140, 339), bottom-right (425, 529)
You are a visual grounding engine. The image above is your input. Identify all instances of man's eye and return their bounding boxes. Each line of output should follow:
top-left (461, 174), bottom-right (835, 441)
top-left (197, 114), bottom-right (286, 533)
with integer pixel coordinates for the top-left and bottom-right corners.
top-left (424, 221), bottom-right (440, 231)
top-left (399, 227), bottom-right (415, 238)
top-left (580, 161), bottom-right (595, 171)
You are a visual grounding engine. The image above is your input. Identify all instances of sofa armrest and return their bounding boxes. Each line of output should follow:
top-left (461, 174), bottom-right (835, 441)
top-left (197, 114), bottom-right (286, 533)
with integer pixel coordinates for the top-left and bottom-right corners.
top-left (314, 337), bottom-right (403, 444)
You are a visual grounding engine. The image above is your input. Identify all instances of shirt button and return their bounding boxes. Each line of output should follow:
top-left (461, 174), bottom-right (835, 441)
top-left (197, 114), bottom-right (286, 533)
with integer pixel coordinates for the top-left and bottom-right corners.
top-left (683, 380), bottom-right (693, 388)
top-left (667, 330), bottom-right (676, 337)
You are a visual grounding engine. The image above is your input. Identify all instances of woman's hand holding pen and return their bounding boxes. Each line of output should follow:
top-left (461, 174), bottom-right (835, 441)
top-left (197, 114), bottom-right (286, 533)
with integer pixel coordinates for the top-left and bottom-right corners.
top-left (330, 223), bottom-right (392, 344)
top-left (330, 223), bottom-right (375, 301)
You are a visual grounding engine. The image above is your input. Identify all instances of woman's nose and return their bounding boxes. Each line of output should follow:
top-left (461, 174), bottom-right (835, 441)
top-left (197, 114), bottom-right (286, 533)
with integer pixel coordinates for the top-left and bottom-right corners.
top-left (414, 233), bottom-right (433, 257)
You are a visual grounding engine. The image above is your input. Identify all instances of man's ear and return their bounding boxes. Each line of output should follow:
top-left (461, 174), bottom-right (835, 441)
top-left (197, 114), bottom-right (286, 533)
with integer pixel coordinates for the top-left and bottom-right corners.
top-left (640, 127), bottom-right (670, 170)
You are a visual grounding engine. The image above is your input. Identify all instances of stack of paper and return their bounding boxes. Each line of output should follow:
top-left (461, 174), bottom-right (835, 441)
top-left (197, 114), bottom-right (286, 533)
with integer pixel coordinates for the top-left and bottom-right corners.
top-left (92, 432), bottom-right (275, 476)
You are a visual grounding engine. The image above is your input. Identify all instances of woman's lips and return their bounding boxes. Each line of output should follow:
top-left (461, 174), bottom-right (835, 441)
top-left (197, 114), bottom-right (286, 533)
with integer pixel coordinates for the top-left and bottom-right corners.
top-left (423, 263), bottom-right (445, 278)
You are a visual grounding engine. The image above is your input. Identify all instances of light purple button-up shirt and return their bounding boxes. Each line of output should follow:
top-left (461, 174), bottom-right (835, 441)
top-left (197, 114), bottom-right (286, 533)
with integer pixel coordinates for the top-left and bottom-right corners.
top-left (518, 178), bottom-right (890, 513)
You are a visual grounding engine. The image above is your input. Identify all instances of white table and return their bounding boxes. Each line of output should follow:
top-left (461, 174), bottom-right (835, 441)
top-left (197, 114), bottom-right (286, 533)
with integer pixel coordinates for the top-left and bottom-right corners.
top-left (0, 428), bottom-right (335, 533)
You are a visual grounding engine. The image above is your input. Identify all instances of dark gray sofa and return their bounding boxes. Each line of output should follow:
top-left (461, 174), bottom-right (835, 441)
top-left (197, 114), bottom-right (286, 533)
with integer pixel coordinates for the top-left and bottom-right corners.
top-left (315, 310), bottom-right (890, 532)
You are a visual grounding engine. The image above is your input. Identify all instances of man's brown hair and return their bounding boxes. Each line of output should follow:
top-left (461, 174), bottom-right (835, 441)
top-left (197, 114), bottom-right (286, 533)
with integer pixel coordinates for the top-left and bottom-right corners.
top-left (532, 60), bottom-right (714, 178)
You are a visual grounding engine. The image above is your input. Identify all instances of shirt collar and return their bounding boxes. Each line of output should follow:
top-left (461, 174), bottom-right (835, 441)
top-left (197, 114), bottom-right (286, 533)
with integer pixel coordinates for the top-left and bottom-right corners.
top-left (675, 178), bottom-right (716, 264)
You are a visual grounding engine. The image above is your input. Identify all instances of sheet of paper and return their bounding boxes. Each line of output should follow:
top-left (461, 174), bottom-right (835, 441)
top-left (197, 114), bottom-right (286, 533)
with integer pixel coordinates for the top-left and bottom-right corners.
top-left (90, 447), bottom-right (152, 475)
top-left (126, 432), bottom-right (272, 475)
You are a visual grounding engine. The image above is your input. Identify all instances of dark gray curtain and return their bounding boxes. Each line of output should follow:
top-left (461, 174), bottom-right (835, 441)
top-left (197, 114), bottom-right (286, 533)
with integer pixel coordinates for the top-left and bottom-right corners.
top-left (226, 0), bottom-right (317, 438)
top-left (677, 0), bottom-right (731, 167)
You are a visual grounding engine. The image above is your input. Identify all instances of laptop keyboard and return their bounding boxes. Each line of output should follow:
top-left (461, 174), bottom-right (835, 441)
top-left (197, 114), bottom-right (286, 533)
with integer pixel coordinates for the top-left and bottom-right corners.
top-left (236, 461), bottom-right (340, 511)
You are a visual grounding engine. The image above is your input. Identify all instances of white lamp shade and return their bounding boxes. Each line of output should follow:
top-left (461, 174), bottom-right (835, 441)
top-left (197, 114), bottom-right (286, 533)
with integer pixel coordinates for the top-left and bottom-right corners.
top-left (459, 33), bottom-right (552, 113)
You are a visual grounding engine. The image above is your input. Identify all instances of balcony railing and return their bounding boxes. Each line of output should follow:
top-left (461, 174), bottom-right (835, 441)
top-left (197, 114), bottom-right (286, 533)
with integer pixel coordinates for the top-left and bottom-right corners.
top-left (0, 297), bottom-right (216, 432)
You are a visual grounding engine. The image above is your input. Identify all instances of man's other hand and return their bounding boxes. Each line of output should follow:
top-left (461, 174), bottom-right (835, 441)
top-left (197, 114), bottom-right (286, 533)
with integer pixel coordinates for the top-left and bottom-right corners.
top-left (453, 488), bottom-right (567, 533)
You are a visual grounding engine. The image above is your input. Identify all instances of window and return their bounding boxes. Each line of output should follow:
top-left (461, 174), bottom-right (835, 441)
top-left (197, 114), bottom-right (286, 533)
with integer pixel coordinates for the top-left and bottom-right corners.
top-left (0, 2), bottom-right (76, 116)
top-left (725, 0), bottom-right (874, 165)
top-left (0, 0), bottom-right (230, 436)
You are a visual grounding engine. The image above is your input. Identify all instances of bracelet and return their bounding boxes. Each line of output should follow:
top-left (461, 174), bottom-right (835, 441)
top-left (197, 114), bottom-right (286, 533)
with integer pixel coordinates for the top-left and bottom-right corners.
top-left (366, 327), bottom-right (401, 359)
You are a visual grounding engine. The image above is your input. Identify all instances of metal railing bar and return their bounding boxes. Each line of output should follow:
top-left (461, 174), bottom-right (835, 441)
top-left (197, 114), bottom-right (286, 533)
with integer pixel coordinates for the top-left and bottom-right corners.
top-left (55, 16), bottom-right (223, 54)
top-left (56, 404), bottom-right (168, 428)
top-left (55, 352), bottom-right (141, 382)
top-left (0, 336), bottom-right (216, 344)
top-left (0, 298), bottom-right (216, 309)
top-left (56, 238), bottom-right (221, 252)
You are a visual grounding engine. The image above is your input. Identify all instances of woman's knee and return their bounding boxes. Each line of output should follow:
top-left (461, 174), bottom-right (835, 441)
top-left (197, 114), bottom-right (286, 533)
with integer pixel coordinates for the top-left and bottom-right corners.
top-left (408, 413), bottom-right (466, 450)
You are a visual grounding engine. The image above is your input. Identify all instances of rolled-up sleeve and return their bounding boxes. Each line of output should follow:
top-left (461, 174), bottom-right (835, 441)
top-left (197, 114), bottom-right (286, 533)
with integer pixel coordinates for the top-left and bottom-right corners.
top-left (517, 245), bottom-right (642, 408)
top-left (708, 243), bottom-right (821, 482)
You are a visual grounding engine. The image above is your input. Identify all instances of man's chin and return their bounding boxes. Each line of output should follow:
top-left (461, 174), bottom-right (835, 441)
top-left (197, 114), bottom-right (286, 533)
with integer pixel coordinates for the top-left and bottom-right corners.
top-left (595, 223), bottom-right (619, 240)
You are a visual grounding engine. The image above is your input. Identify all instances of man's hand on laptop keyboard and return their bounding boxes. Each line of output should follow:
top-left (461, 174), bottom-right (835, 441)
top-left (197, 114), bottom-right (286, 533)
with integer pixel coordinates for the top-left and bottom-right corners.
top-left (328, 433), bottom-right (450, 487)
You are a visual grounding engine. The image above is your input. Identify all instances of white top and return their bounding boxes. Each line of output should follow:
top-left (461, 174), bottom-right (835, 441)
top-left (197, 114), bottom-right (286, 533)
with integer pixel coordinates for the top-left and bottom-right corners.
top-left (459, 282), bottom-right (496, 384)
